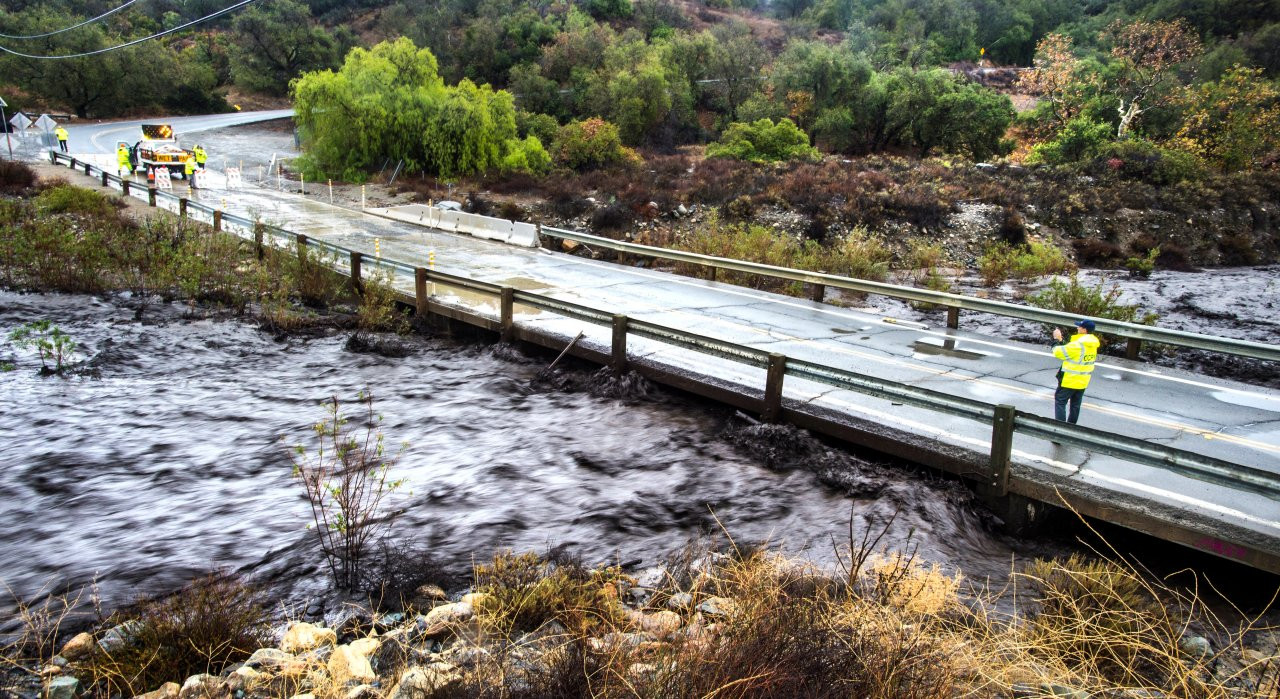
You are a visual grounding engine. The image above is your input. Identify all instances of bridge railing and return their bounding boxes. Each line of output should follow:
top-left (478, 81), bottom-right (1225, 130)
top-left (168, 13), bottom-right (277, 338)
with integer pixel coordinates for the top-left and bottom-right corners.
top-left (49, 151), bottom-right (1280, 504)
top-left (539, 225), bottom-right (1280, 363)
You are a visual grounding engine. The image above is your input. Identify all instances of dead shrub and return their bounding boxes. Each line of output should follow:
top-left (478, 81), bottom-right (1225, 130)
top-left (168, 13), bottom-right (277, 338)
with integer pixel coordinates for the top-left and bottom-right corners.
top-left (82, 573), bottom-right (270, 697)
top-left (1073, 238), bottom-right (1125, 267)
top-left (0, 160), bottom-right (36, 194)
top-left (473, 551), bottom-right (627, 637)
top-left (589, 203), bottom-right (633, 233)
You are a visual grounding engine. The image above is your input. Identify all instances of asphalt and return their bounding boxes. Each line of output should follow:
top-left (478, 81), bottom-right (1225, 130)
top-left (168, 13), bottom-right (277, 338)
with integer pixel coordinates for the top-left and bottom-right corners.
top-left (41, 114), bottom-right (1280, 572)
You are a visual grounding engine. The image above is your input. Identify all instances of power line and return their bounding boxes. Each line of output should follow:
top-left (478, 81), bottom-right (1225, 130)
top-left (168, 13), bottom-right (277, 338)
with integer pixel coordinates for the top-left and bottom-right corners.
top-left (0, 0), bottom-right (146, 40)
top-left (0, 0), bottom-right (260, 60)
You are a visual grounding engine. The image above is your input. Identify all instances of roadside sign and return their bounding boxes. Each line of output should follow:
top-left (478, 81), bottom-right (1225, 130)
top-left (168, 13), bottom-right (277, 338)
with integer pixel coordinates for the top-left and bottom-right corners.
top-left (10, 113), bottom-right (31, 131)
top-left (0, 97), bottom-right (7, 108)
top-left (34, 114), bottom-right (57, 131)
top-left (154, 167), bottom-right (171, 189)
top-left (226, 167), bottom-right (241, 189)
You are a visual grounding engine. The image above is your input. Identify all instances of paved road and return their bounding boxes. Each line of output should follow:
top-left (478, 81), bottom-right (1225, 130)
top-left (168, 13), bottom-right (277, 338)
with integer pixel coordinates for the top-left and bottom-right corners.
top-left (50, 110), bottom-right (293, 156)
top-left (51, 123), bottom-right (1280, 570)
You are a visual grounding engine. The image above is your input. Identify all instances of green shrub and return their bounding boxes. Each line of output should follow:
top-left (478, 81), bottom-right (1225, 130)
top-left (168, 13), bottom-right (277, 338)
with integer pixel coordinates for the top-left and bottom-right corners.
top-left (706, 118), bottom-right (819, 163)
top-left (1027, 273), bottom-right (1158, 325)
top-left (499, 135), bottom-right (551, 175)
top-left (357, 270), bottom-right (410, 333)
top-left (83, 573), bottom-right (271, 697)
top-left (516, 110), bottom-right (559, 146)
top-left (553, 118), bottom-right (636, 170)
top-left (979, 240), bottom-right (1074, 286)
top-left (1026, 117), bottom-right (1113, 166)
top-left (473, 551), bottom-right (626, 636)
top-left (1124, 247), bottom-right (1159, 277)
top-left (1098, 139), bottom-right (1204, 185)
top-left (34, 184), bottom-right (119, 217)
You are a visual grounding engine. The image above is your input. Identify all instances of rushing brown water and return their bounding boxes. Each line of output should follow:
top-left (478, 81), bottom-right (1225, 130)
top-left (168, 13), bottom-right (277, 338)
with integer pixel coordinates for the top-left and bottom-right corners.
top-left (0, 291), bottom-right (1073, 623)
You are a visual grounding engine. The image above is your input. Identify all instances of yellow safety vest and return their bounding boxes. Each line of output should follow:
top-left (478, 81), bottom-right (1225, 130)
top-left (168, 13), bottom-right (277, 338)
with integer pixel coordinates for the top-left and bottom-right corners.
top-left (1053, 332), bottom-right (1100, 390)
top-left (55, 127), bottom-right (68, 140)
top-left (117, 148), bottom-right (130, 168)
top-left (194, 147), bottom-right (206, 165)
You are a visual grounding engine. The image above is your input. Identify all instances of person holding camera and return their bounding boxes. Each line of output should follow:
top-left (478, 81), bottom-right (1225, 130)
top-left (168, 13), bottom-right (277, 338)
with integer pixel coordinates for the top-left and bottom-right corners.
top-left (1052, 319), bottom-right (1100, 424)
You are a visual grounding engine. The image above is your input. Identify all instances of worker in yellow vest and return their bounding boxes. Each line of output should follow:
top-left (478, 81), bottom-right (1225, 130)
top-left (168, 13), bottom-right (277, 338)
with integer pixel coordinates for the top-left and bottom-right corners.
top-left (193, 145), bottom-right (207, 168)
top-left (54, 126), bottom-right (69, 152)
top-left (117, 143), bottom-right (132, 177)
top-left (1051, 319), bottom-right (1100, 424)
top-left (184, 155), bottom-right (197, 188)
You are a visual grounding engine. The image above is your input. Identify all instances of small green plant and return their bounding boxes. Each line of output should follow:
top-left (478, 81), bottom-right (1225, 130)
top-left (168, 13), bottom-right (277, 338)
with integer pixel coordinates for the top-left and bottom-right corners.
top-left (979, 240), bottom-right (1074, 286)
top-left (0, 362), bottom-right (14, 372)
top-left (357, 270), bottom-right (410, 333)
top-left (289, 392), bottom-right (407, 589)
top-left (1124, 246), bottom-right (1159, 278)
top-left (34, 184), bottom-right (119, 217)
top-left (706, 118), bottom-right (820, 163)
top-left (473, 551), bottom-right (627, 636)
top-left (1028, 274), bottom-right (1158, 325)
top-left (8, 320), bottom-right (76, 373)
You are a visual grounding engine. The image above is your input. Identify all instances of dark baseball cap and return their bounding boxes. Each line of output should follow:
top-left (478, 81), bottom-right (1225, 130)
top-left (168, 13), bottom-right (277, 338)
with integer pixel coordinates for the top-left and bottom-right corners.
top-left (1075, 319), bottom-right (1096, 332)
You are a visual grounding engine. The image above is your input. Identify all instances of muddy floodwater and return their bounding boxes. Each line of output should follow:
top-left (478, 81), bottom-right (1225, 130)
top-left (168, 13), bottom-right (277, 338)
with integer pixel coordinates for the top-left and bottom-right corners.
top-left (0, 291), bottom-right (1078, 621)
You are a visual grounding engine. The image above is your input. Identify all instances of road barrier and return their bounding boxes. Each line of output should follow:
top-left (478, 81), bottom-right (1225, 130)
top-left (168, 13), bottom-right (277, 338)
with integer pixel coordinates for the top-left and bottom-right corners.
top-left (378, 204), bottom-right (539, 247)
top-left (48, 151), bottom-right (1280, 571)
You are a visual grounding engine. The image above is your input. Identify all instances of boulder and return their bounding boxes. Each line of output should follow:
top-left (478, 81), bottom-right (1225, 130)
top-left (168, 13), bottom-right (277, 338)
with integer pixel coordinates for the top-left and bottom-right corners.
top-left (637, 611), bottom-right (681, 638)
top-left (423, 602), bottom-right (472, 627)
top-left (349, 637), bottom-right (380, 659)
top-left (99, 620), bottom-right (144, 653)
top-left (245, 647), bottom-right (299, 671)
top-left (460, 592), bottom-right (491, 607)
top-left (46, 676), bottom-right (79, 699)
top-left (414, 585), bottom-right (447, 603)
top-left (60, 632), bottom-right (95, 660)
top-left (666, 592), bottom-right (694, 611)
top-left (177, 673), bottom-right (221, 699)
top-left (370, 630), bottom-right (412, 674)
top-left (133, 681), bottom-right (180, 699)
top-left (388, 664), bottom-right (460, 699)
top-left (1179, 635), bottom-right (1212, 660)
top-left (328, 644), bottom-right (376, 686)
top-left (225, 666), bottom-right (261, 693)
top-left (696, 596), bottom-right (740, 619)
top-left (345, 685), bottom-right (378, 699)
top-left (280, 622), bottom-right (337, 654)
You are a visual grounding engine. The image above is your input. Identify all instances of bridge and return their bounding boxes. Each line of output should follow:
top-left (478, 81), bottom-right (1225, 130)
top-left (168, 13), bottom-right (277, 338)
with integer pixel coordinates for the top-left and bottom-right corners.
top-left (45, 146), bottom-right (1280, 575)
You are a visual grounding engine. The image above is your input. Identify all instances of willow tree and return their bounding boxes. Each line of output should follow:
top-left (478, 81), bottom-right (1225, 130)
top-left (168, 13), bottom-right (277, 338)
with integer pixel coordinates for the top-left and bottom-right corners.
top-left (293, 37), bottom-right (546, 181)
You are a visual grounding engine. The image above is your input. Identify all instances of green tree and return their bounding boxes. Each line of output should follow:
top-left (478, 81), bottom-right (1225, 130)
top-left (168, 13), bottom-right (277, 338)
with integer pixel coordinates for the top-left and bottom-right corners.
top-left (553, 117), bottom-right (634, 169)
top-left (230, 0), bottom-right (348, 96)
top-left (1173, 66), bottom-right (1280, 171)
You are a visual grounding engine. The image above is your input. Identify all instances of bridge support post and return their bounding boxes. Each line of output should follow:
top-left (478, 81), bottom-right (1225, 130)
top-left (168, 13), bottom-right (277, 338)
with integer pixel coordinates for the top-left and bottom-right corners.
top-left (1126, 337), bottom-right (1142, 361)
top-left (535, 223), bottom-right (543, 248)
top-left (179, 198), bottom-right (188, 219)
top-left (986, 404), bottom-right (1016, 497)
top-left (148, 188), bottom-right (157, 207)
top-left (612, 315), bottom-right (628, 373)
top-left (415, 267), bottom-right (428, 317)
top-left (253, 224), bottom-right (265, 260)
top-left (101, 172), bottom-right (108, 188)
top-left (500, 287), bottom-right (515, 342)
top-left (947, 306), bottom-right (960, 329)
top-left (762, 353), bottom-right (787, 422)
top-left (349, 251), bottom-right (363, 294)
top-left (213, 210), bottom-right (222, 232)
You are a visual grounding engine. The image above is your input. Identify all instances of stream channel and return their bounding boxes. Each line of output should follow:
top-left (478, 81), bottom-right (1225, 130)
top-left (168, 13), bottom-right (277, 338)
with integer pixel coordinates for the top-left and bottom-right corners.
top-left (0, 290), bottom-right (1076, 625)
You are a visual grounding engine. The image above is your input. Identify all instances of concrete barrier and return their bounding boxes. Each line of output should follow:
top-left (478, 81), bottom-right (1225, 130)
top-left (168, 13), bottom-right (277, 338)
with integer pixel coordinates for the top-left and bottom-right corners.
top-left (372, 204), bottom-right (539, 248)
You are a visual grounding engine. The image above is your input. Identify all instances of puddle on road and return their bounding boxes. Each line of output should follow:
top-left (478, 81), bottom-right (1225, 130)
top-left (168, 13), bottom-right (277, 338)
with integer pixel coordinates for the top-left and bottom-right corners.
top-left (1210, 390), bottom-right (1280, 413)
top-left (911, 339), bottom-right (987, 360)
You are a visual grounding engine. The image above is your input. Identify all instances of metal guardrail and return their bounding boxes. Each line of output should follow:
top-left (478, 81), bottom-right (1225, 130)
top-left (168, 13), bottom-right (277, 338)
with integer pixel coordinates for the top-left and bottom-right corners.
top-left (48, 151), bottom-right (1280, 502)
top-left (541, 226), bottom-right (1280, 363)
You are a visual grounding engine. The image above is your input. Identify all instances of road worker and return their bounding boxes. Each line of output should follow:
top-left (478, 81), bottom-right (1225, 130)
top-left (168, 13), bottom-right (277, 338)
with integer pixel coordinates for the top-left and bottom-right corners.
top-left (1051, 319), bottom-right (1100, 424)
top-left (117, 143), bottom-right (132, 177)
top-left (54, 125), bottom-right (69, 152)
top-left (193, 144), bottom-right (207, 168)
top-left (183, 155), bottom-right (197, 187)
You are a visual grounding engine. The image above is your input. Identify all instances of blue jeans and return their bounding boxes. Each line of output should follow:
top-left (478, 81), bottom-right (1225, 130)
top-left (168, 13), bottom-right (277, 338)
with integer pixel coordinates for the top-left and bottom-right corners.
top-left (1055, 385), bottom-right (1085, 423)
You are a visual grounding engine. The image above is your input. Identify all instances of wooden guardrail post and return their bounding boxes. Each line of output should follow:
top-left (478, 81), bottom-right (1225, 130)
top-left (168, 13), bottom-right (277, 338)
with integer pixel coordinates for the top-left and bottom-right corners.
top-left (612, 315), bottom-right (628, 373)
top-left (987, 404), bottom-right (1016, 496)
top-left (947, 306), bottom-right (960, 329)
top-left (101, 171), bottom-right (108, 188)
top-left (762, 353), bottom-right (787, 422)
top-left (500, 287), bottom-right (515, 341)
top-left (213, 210), bottom-right (222, 232)
top-left (414, 266), bottom-right (430, 314)
top-left (349, 251), bottom-right (363, 293)
top-left (809, 275), bottom-right (826, 303)
top-left (70, 158), bottom-right (78, 170)
top-left (148, 187), bottom-right (157, 207)
top-left (122, 180), bottom-right (130, 197)
top-left (84, 163), bottom-right (91, 176)
top-left (254, 224), bottom-right (265, 260)
top-left (1126, 337), bottom-right (1142, 360)
top-left (178, 198), bottom-right (188, 219)
top-left (708, 267), bottom-right (717, 282)
top-left (415, 268), bottom-right (428, 317)
top-left (296, 234), bottom-right (309, 265)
